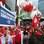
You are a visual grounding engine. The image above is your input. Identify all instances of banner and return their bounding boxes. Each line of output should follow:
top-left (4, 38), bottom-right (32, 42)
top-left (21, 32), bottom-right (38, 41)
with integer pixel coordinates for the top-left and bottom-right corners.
top-left (0, 5), bottom-right (16, 26)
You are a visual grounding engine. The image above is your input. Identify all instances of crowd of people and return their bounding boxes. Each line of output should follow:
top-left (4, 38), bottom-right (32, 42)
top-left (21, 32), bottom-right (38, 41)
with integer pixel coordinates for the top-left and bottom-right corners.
top-left (0, 26), bottom-right (21, 44)
top-left (0, 22), bottom-right (44, 44)
top-left (20, 21), bottom-right (44, 44)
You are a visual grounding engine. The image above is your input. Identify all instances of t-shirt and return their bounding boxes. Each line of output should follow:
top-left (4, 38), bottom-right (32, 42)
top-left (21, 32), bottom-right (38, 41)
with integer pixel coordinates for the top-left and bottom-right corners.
top-left (15, 32), bottom-right (21, 44)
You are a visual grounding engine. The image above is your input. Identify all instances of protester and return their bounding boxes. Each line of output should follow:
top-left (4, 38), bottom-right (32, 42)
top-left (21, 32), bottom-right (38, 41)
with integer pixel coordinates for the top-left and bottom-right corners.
top-left (9, 27), bottom-right (16, 44)
top-left (15, 25), bottom-right (21, 44)
top-left (0, 26), bottom-right (6, 44)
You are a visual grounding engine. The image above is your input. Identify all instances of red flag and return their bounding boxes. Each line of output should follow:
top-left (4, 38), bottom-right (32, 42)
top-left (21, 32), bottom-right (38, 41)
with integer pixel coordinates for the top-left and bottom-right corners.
top-left (32, 15), bottom-right (39, 29)
top-left (22, 3), bottom-right (33, 12)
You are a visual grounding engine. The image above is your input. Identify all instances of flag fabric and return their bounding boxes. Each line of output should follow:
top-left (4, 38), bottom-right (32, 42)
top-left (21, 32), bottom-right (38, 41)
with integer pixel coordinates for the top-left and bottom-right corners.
top-left (32, 15), bottom-right (40, 29)
top-left (23, 3), bottom-right (33, 12)
top-left (32, 15), bottom-right (42, 38)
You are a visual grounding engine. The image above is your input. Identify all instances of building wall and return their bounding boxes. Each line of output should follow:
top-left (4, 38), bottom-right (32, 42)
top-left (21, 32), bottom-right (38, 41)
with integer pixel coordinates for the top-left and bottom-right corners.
top-left (38, 0), bottom-right (44, 17)
top-left (6, 0), bottom-right (16, 12)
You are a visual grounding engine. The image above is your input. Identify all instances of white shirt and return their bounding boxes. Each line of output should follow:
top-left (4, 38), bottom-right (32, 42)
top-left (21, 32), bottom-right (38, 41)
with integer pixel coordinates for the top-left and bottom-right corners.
top-left (0, 35), bottom-right (6, 44)
top-left (21, 31), bottom-right (23, 44)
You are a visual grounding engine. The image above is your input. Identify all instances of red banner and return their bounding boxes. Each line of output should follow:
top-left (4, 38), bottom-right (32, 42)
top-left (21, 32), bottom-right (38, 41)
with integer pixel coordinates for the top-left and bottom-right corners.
top-left (32, 15), bottom-right (40, 29)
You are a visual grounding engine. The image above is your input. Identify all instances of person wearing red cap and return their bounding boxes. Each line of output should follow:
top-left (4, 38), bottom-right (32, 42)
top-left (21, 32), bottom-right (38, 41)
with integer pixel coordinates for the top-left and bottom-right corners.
top-left (1, 27), bottom-right (6, 35)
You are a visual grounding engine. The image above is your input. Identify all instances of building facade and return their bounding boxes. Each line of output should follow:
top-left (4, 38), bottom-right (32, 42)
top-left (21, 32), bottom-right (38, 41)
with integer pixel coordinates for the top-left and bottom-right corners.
top-left (6, 0), bottom-right (16, 12)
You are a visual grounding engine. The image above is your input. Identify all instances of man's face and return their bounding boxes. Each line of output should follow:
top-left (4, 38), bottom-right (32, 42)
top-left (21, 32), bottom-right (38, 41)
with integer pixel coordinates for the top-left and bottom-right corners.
top-left (0, 28), bottom-right (2, 37)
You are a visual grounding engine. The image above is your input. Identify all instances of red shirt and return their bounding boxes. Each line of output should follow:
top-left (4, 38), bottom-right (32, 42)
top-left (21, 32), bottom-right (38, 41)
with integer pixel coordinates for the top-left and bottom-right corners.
top-left (15, 32), bottom-right (21, 44)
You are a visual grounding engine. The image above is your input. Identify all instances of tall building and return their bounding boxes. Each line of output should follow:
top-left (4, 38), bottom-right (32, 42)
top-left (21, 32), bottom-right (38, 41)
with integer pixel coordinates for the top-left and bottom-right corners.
top-left (6, 0), bottom-right (16, 12)
top-left (38, 0), bottom-right (44, 17)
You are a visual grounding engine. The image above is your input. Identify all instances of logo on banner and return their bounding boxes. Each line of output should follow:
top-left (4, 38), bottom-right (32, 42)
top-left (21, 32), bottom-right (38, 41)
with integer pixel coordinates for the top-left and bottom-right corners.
top-left (7, 20), bottom-right (10, 24)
